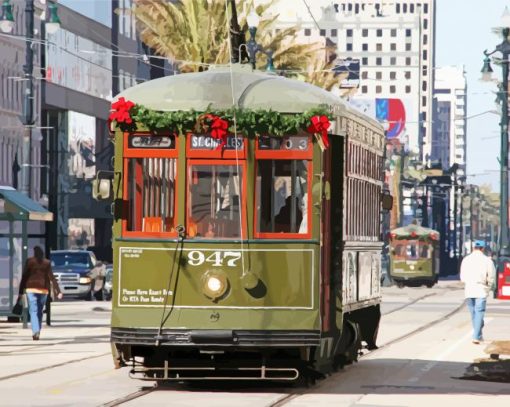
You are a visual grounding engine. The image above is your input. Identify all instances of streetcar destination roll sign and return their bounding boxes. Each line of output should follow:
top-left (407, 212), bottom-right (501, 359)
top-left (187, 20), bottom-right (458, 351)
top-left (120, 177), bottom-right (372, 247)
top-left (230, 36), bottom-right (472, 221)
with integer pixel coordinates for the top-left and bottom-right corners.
top-left (191, 134), bottom-right (244, 150)
top-left (128, 135), bottom-right (175, 149)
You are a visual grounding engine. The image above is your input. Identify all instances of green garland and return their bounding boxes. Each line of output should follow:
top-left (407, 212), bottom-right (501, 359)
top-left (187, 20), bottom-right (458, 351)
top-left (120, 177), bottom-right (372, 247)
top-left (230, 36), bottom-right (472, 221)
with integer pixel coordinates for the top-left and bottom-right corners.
top-left (115, 104), bottom-right (333, 137)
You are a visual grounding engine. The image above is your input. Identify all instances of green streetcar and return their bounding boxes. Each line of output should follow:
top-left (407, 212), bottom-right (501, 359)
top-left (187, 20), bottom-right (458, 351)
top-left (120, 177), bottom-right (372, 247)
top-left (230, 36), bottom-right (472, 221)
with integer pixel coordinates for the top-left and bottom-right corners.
top-left (388, 224), bottom-right (440, 288)
top-left (96, 66), bottom-right (387, 382)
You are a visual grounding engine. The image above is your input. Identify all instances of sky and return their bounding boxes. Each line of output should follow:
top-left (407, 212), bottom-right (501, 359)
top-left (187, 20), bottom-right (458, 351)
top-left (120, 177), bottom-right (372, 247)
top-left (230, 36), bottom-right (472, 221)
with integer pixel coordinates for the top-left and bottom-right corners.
top-left (436, 0), bottom-right (509, 191)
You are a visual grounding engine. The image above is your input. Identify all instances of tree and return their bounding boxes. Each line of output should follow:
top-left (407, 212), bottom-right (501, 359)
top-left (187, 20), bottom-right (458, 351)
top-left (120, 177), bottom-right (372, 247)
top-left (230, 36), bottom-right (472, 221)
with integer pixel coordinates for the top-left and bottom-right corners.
top-left (125, 0), bottom-right (346, 90)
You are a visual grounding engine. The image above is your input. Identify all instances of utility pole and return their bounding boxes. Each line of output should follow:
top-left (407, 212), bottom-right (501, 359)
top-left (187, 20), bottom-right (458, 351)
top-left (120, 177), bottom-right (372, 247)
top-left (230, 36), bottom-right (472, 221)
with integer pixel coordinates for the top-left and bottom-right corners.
top-left (398, 143), bottom-right (405, 226)
top-left (20, 0), bottom-right (35, 197)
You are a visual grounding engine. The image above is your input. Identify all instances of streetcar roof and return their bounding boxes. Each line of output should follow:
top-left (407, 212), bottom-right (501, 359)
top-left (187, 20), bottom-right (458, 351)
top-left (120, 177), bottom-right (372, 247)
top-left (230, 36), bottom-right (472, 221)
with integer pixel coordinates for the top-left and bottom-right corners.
top-left (114, 65), bottom-right (381, 128)
top-left (391, 224), bottom-right (440, 239)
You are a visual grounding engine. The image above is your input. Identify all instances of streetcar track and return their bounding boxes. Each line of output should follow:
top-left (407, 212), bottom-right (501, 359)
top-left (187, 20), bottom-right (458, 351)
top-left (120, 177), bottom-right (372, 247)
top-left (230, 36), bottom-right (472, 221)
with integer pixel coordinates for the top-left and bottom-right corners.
top-left (0, 352), bottom-right (110, 381)
top-left (381, 292), bottom-right (436, 316)
top-left (100, 386), bottom-right (156, 407)
top-left (268, 301), bottom-right (466, 407)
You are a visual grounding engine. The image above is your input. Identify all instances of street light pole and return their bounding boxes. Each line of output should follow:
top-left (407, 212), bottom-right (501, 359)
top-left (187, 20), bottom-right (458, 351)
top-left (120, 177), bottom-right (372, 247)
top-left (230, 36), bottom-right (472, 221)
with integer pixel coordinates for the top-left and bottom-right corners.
top-left (0, 0), bottom-right (61, 197)
top-left (481, 21), bottom-right (510, 259)
top-left (20, 0), bottom-right (35, 196)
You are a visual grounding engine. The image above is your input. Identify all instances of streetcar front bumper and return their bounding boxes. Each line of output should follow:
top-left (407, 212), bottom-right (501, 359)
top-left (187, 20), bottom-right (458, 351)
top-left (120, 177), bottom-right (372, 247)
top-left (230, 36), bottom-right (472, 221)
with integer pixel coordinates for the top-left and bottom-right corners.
top-left (111, 327), bottom-right (320, 348)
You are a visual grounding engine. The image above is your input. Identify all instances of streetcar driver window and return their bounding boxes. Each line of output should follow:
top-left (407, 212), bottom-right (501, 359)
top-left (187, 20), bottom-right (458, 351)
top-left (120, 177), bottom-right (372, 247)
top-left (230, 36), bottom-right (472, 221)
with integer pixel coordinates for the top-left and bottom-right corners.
top-left (393, 244), bottom-right (405, 257)
top-left (407, 243), bottom-right (418, 259)
top-left (126, 158), bottom-right (176, 233)
top-left (420, 244), bottom-right (431, 258)
top-left (188, 164), bottom-right (243, 239)
top-left (256, 160), bottom-right (308, 235)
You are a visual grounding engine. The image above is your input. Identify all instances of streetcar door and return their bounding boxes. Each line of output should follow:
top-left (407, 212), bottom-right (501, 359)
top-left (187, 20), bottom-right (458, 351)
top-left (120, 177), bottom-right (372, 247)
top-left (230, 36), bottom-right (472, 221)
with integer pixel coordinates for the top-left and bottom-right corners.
top-left (322, 135), bottom-right (344, 333)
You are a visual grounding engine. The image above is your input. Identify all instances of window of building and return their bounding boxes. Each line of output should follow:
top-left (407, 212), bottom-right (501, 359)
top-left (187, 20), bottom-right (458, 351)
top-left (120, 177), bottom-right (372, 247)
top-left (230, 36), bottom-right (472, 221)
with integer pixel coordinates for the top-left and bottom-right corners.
top-left (362, 29), bottom-right (369, 37)
top-left (347, 43), bottom-right (353, 51)
top-left (424, 4), bottom-right (429, 13)
top-left (376, 57), bottom-right (382, 65)
top-left (362, 57), bottom-right (368, 65)
top-left (424, 19), bottom-right (428, 30)
top-left (424, 34), bottom-right (428, 45)
top-left (376, 85), bottom-right (382, 93)
top-left (422, 96), bottom-right (427, 106)
top-left (331, 29), bottom-right (337, 37)
top-left (406, 85), bottom-right (411, 93)
top-left (406, 43), bottom-right (412, 51)
top-left (376, 72), bottom-right (382, 80)
top-left (391, 29), bottom-right (397, 37)
top-left (347, 29), bottom-right (353, 37)
top-left (304, 28), bottom-right (311, 36)
top-left (390, 85), bottom-right (396, 93)
top-left (320, 29), bottom-right (326, 36)
top-left (377, 29), bottom-right (383, 37)
top-left (410, 4), bottom-right (415, 13)
top-left (362, 71), bottom-right (368, 79)
top-left (406, 57), bottom-right (412, 66)
top-left (391, 43), bottom-right (397, 51)
top-left (403, 4), bottom-right (408, 13)
top-left (396, 4), bottom-right (401, 13)
top-left (390, 72), bottom-right (396, 80)
top-left (423, 50), bottom-right (428, 60)
top-left (362, 85), bottom-right (368, 93)
top-left (390, 57), bottom-right (396, 65)
top-left (406, 29), bottom-right (412, 37)
top-left (362, 43), bottom-right (368, 51)
top-left (376, 43), bottom-right (383, 51)
top-left (405, 71), bottom-right (411, 79)
top-left (422, 81), bottom-right (427, 91)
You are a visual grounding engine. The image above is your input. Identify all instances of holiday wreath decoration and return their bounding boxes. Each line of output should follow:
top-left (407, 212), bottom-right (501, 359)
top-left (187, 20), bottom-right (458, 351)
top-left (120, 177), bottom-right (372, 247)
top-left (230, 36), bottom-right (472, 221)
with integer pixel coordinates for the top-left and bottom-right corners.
top-left (108, 99), bottom-right (333, 149)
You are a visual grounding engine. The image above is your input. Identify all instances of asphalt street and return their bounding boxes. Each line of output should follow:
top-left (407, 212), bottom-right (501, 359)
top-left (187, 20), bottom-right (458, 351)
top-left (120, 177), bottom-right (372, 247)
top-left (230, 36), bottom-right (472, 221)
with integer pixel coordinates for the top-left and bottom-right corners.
top-left (0, 281), bottom-right (508, 406)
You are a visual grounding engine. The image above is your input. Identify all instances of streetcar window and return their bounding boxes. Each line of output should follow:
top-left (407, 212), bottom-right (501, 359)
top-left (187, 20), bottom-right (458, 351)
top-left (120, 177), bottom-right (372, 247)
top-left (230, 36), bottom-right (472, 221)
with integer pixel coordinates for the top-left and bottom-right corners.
top-left (256, 160), bottom-right (308, 235)
top-left (420, 244), bottom-right (431, 258)
top-left (188, 164), bottom-right (243, 239)
top-left (407, 243), bottom-right (418, 259)
top-left (126, 158), bottom-right (176, 233)
top-left (393, 244), bottom-right (405, 257)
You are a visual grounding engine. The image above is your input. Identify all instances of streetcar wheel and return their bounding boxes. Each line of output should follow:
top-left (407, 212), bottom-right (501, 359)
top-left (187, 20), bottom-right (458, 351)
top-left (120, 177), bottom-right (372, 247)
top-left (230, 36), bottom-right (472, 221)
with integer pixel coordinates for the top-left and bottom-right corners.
top-left (396, 282), bottom-right (404, 289)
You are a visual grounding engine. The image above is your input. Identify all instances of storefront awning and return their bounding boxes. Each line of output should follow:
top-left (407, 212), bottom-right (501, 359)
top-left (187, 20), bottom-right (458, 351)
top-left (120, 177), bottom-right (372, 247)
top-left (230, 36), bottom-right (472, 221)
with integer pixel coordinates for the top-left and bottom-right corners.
top-left (0, 186), bottom-right (53, 221)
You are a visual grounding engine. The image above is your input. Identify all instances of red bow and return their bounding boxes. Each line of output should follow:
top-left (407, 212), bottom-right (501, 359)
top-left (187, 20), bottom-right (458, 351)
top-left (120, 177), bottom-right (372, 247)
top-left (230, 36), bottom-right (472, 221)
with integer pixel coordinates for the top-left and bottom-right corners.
top-left (307, 115), bottom-right (331, 148)
top-left (109, 97), bottom-right (135, 125)
top-left (206, 114), bottom-right (229, 149)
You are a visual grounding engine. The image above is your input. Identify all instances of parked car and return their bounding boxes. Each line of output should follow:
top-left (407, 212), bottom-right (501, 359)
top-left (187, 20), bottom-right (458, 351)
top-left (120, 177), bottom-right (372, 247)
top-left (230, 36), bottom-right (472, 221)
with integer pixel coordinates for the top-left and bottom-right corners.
top-left (103, 265), bottom-right (113, 301)
top-left (50, 250), bottom-right (98, 300)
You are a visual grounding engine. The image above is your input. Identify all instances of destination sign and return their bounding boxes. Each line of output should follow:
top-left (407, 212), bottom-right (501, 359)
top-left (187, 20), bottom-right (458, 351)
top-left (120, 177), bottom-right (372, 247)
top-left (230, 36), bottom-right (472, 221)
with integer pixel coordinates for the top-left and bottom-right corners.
top-left (128, 135), bottom-right (175, 149)
top-left (258, 136), bottom-right (309, 151)
top-left (190, 134), bottom-right (244, 150)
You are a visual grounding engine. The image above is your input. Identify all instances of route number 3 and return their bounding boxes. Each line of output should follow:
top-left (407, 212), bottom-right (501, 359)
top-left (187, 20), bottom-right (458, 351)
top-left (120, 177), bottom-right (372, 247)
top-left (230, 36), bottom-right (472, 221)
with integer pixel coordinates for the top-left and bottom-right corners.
top-left (187, 250), bottom-right (242, 267)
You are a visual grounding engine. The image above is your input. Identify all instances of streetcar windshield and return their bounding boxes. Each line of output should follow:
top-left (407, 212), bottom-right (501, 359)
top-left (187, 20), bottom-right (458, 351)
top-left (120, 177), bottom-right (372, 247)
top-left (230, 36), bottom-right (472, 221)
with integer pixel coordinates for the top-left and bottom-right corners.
top-left (188, 164), bottom-right (243, 239)
top-left (125, 158), bottom-right (177, 233)
top-left (393, 241), bottom-right (432, 259)
top-left (256, 160), bottom-right (308, 234)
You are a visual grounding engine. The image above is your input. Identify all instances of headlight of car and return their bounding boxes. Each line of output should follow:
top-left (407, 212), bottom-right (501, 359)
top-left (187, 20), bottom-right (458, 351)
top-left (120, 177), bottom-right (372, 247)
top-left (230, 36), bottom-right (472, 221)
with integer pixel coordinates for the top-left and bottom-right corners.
top-left (79, 276), bottom-right (92, 284)
top-left (202, 270), bottom-right (229, 300)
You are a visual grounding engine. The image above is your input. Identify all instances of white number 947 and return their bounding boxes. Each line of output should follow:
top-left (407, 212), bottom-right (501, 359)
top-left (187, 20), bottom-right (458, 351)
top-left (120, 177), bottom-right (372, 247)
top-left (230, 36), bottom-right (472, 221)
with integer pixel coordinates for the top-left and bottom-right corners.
top-left (187, 250), bottom-right (241, 267)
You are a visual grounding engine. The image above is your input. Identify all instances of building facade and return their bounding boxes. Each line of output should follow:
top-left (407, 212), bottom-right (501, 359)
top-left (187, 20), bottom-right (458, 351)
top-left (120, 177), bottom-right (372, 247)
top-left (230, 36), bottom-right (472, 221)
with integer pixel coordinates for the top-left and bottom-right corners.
top-left (269, 0), bottom-right (435, 161)
top-left (433, 66), bottom-right (467, 177)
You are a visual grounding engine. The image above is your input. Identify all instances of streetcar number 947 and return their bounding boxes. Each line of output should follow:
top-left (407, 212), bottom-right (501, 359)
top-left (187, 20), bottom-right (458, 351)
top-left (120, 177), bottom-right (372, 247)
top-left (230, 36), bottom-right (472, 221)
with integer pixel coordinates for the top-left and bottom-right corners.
top-left (187, 250), bottom-right (242, 267)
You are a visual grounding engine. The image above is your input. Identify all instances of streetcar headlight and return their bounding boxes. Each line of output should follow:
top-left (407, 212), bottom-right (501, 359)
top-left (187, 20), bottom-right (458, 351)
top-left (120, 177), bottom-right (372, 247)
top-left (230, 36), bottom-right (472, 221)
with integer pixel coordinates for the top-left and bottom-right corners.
top-left (409, 265), bottom-right (415, 271)
top-left (202, 271), bottom-right (229, 300)
top-left (79, 276), bottom-right (92, 284)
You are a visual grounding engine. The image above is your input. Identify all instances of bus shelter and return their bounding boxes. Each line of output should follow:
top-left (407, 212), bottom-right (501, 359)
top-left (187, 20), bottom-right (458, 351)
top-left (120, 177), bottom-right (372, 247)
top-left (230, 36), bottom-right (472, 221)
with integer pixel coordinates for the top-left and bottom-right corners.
top-left (0, 186), bottom-right (53, 318)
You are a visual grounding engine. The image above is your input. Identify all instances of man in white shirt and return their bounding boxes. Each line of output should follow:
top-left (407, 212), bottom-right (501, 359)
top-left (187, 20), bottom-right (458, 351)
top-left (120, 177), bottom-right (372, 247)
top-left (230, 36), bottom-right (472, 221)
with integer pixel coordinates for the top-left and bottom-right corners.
top-left (460, 241), bottom-right (496, 344)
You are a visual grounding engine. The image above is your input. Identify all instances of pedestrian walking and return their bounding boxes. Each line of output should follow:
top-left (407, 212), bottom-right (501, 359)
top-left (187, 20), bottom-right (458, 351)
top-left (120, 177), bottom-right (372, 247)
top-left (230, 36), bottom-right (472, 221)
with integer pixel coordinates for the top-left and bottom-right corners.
top-left (18, 246), bottom-right (63, 340)
top-left (460, 240), bottom-right (496, 344)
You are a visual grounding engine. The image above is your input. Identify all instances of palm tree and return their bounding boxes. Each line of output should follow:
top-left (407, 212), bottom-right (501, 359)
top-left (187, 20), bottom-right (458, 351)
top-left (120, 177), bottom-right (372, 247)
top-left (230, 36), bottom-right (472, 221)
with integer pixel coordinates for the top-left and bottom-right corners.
top-left (125, 0), bottom-right (346, 90)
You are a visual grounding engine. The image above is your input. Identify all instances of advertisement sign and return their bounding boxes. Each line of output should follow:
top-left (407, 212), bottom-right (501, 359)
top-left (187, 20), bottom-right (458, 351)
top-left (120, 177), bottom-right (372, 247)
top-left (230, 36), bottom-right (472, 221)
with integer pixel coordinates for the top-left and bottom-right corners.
top-left (68, 111), bottom-right (96, 180)
top-left (375, 99), bottom-right (406, 139)
top-left (333, 58), bottom-right (360, 89)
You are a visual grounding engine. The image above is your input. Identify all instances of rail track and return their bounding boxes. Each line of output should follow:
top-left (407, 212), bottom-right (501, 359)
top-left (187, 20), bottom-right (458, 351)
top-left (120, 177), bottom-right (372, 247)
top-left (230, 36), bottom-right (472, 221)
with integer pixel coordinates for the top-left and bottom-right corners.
top-left (98, 293), bottom-right (465, 407)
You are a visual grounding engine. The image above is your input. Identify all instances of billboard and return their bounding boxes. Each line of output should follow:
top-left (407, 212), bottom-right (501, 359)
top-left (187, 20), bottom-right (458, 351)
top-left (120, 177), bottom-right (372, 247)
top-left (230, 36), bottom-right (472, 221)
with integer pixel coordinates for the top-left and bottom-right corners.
top-left (68, 111), bottom-right (96, 180)
top-left (349, 97), bottom-right (418, 151)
